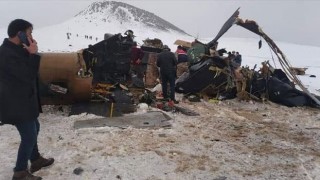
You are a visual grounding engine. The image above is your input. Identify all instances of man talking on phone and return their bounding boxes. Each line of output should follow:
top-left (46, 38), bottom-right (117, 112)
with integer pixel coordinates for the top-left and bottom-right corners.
top-left (0, 19), bottom-right (54, 180)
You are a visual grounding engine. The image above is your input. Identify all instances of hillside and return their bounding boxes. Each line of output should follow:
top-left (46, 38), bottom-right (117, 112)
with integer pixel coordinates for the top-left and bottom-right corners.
top-left (29, 0), bottom-right (192, 53)
top-left (76, 1), bottom-right (188, 35)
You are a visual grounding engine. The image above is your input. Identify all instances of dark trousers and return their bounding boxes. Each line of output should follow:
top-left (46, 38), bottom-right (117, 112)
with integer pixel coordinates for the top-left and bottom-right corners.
top-left (14, 119), bottom-right (40, 171)
top-left (161, 73), bottom-right (176, 100)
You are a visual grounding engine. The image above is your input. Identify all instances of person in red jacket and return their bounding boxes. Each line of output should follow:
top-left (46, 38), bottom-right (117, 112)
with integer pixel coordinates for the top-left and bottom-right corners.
top-left (0, 19), bottom-right (54, 180)
top-left (130, 41), bottom-right (145, 80)
top-left (175, 45), bottom-right (188, 64)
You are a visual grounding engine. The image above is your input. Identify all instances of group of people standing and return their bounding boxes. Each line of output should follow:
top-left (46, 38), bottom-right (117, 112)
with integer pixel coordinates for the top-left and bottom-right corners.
top-left (156, 44), bottom-right (192, 104)
top-left (228, 51), bottom-right (242, 68)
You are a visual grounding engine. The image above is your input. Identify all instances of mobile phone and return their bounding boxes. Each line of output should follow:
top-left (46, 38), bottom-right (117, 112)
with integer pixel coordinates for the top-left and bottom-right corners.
top-left (18, 31), bottom-right (29, 46)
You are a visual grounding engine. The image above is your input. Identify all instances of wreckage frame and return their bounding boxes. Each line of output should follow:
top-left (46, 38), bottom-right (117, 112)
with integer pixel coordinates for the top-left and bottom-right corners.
top-left (37, 8), bottom-right (320, 117)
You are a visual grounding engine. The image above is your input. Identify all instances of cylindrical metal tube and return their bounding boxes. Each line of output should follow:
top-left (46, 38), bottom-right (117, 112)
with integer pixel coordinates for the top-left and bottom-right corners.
top-left (39, 52), bottom-right (92, 104)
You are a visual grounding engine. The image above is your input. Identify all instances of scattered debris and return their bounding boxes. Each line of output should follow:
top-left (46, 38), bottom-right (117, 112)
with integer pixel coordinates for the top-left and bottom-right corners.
top-left (174, 39), bottom-right (192, 48)
top-left (174, 105), bottom-right (200, 116)
top-left (73, 167), bottom-right (84, 175)
top-left (290, 67), bottom-right (308, 75)
top-left (141, 38), bottom-right (163, 53)
top-left (213, 176), bottom-right (227, 180)
top-left (74, 111), bottom-right (172, 129)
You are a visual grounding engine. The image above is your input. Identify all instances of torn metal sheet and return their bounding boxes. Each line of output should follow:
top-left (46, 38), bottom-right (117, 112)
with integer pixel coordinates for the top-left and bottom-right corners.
top-left (70, 102), bottom-right (136, 117)
top-left (74, 111), bottom-right (172, 129)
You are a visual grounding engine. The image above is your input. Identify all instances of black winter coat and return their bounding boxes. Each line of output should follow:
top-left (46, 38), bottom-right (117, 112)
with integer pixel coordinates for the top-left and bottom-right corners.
top-left (0, 38), bottom-right (41, 125)
top-left (156, 50), bottom-right (177, 76)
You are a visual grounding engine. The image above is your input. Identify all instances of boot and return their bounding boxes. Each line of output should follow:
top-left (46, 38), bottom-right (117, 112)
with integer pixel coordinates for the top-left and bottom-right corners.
top-left (30, 156), bottom-right (54, 173)
top-left (12, 170), bottom-right (42, 180)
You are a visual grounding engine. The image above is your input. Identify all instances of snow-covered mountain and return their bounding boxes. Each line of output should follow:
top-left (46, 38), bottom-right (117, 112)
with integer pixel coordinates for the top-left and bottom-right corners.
top-left (76, 1), bottom-right (188, 35)
top-left (29, 0), bottom-right (193, 52)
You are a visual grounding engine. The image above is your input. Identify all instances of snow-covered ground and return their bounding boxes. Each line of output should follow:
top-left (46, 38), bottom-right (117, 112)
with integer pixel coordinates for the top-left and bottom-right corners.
top-left (1, 100), bottom-right (320, 180)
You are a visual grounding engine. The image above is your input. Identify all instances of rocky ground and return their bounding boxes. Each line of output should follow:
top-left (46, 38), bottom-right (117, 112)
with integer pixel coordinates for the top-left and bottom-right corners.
top-left (1, 98), bottom-right (320, 180)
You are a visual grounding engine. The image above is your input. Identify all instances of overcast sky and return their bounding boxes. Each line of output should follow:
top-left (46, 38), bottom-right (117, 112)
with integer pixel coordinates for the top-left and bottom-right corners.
top-left (1, 0), bottom-right (319, 47)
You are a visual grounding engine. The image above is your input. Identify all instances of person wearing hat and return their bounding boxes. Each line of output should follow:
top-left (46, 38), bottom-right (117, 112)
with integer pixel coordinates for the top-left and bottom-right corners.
top-left (124, 29), bottom-right (135, 42)
top-left (157, 45), bottom-right (179, 104)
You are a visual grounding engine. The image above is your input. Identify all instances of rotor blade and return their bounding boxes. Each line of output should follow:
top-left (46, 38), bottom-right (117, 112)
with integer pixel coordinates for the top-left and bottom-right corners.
top-left (207, 7), bottom-right (240, 47)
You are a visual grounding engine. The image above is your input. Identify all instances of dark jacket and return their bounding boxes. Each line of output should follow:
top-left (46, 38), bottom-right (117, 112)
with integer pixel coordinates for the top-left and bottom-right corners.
top-left (156, 50), bottom-right (177, 76)
top-left (235, 55), bottom-right (242, 64)
top-left (0, 38), bottom-right (41, 125)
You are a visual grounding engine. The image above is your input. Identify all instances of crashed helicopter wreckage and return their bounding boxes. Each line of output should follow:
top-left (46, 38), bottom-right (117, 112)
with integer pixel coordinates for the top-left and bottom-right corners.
top-left (38, 32), bottom-right (140, 117)
top-left (175, 8), bottom-right (320, 108)
top-left (38, 31), bottom-right (174, 118)
top-left (37, 8), bottom-right (320, 118)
